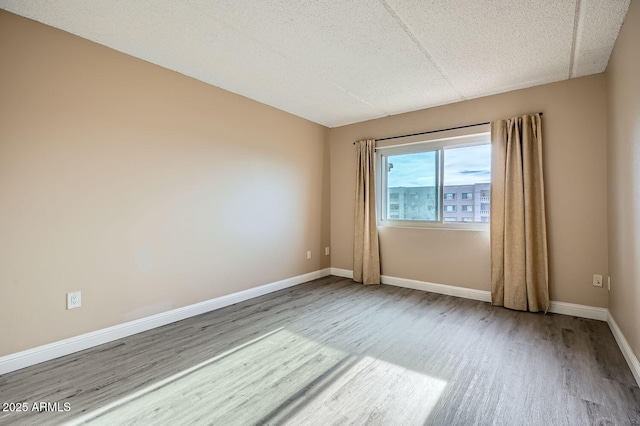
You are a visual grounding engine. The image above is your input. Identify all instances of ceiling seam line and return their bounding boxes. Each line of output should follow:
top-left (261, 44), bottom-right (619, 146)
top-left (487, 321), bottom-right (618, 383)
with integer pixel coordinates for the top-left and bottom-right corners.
top-left (568, 0), bottom-right (583, 79)
top-left (379, 0), bottom-right (465, 101)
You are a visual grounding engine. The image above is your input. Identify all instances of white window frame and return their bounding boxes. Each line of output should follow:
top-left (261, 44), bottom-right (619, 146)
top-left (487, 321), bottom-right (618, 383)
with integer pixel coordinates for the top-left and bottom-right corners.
top-left (376, 132), bottom-right (490, 230)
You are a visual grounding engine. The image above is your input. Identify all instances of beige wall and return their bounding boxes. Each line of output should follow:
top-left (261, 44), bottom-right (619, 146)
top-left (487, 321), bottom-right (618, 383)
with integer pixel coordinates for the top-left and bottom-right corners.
top-left (606, 0), bottom-right (640, 361)
top-left (0, 11), bottom-right (330, 356)
top-left (330, 75), bottom-right (609, 308)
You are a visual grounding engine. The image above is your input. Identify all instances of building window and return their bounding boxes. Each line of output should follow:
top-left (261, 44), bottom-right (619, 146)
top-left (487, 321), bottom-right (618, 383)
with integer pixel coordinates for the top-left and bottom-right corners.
top-left (376, 132), bottom-right (491, 227)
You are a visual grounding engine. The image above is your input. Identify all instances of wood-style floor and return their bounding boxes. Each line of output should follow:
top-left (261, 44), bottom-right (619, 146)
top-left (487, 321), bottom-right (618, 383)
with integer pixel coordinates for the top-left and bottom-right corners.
top-left (0, 276), bottom-right (638, 425)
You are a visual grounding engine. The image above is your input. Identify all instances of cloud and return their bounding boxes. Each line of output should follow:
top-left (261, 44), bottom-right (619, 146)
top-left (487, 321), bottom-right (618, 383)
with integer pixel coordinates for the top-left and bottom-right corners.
top-left (444, 144), bottom-right (491, 185)
top-left (459, 170), bottom-right (488, 175)
top-left (385, 144), bottom-right (491, 187)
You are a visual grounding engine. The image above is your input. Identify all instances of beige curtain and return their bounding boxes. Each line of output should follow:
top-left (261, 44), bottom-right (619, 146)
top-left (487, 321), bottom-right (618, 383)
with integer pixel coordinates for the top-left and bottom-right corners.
top-left (353, 139), bottom-right (381, 285)
top-left (490, 114), bottom-right (549, 312)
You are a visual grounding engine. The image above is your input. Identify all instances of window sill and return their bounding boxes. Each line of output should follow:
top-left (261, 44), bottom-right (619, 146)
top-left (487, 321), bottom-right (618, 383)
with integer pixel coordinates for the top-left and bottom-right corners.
top-left (377, 220), bottom-right (490, 231)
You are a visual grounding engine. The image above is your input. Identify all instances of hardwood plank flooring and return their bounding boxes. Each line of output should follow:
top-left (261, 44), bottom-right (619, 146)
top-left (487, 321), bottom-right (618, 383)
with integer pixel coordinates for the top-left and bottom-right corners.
top-left (0, 276), bottom-right (638, 425)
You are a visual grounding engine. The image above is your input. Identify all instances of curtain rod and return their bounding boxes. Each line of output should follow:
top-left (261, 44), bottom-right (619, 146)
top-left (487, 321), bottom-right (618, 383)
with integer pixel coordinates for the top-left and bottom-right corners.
top-left (353, 112), bottom-right (543, 144)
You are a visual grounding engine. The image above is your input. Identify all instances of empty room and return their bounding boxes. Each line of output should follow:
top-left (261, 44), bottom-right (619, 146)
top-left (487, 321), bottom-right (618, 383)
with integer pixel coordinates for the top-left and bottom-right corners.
top-left (1, 1), bottom-right (639, 425)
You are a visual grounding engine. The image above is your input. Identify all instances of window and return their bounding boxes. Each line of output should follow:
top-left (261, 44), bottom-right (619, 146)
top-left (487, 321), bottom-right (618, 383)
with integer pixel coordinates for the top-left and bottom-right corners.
top-left (376, 132), bottom-right (491, 227)
top-left (381, 151), bottom-right (438, 221)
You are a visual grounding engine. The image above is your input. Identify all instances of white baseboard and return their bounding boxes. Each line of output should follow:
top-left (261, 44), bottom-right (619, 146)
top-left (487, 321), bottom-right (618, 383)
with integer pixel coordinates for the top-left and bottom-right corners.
top-left (2, 267), bottom-right (623, 380)
top-left (330, 267), bottom-right (353, 279)
top-left (548, 301), bottom-right (608, 321)
top-left (332, 268), bottom-right (609, 320)
top-left (0, 268), bottom-right (332, 376)
top-left (607, 312), bottom-right (640, 386)
top-left (381, 274), bottom-right (492, 302)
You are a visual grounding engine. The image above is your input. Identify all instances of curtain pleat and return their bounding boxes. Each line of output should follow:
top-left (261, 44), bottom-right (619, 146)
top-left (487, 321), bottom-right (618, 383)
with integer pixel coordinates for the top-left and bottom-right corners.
top-left (490, 114), bottom-right (549, 312)
top-left (353, 139), bottom-right (381, 285)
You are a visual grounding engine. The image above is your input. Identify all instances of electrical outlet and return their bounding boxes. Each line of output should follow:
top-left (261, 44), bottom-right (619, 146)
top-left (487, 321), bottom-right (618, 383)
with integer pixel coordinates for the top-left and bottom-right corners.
top-left (592, 274), bottom-right (603, 287)
top-left (306, 251), bottom-right (312, 259)
top-left (325, 247), bottom-right (330, 256)
top-left (608, 276), bottom-right (611, 291)
top-left (67, 291), bottom-right (81, 309)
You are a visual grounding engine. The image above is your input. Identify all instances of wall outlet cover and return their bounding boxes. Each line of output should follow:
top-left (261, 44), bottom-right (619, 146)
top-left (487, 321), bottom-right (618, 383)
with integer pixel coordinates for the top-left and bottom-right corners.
top-left (592, 274), bottom-right (603, 287)
top-left (67, 291), bottom-right (81, 309)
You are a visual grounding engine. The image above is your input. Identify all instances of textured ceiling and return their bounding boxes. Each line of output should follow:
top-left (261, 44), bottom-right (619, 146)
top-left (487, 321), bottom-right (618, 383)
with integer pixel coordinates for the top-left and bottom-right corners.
top-left (0, 0), bottom-right (631, 127)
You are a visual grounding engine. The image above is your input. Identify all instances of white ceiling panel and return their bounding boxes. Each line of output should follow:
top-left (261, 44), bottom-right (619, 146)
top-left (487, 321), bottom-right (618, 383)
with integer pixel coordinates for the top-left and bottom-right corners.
top-left (184, 0), bottom-right (463, 117)
top-left (0, 0), bottom-right (631, 127)
top-left (384, 0), bottom-right (578, 98)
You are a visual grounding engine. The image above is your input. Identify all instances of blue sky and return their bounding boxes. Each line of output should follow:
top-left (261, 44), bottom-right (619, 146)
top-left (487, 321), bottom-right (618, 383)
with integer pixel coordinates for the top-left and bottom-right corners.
top-left (387, 145), bottom-right (491, 187)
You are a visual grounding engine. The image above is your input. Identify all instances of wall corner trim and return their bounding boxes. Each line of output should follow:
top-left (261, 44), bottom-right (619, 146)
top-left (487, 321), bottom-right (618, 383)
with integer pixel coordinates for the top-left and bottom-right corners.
top-left (0, 268), bottom-right (332, 376)
top-left (607, 311), bottom-right (640, 386)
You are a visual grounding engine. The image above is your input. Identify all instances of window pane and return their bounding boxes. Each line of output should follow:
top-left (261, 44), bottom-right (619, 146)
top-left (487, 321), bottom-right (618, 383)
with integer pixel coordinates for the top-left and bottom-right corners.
top-left (386, 151), bottom-right (438, 221)
top-left (443, 144), bottom-right (491, 223)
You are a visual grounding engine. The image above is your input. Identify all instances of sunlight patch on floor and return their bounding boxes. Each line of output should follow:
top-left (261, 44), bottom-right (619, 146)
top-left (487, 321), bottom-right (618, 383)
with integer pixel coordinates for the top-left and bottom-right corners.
top-left (66, 329), bottom-right (446, 425)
